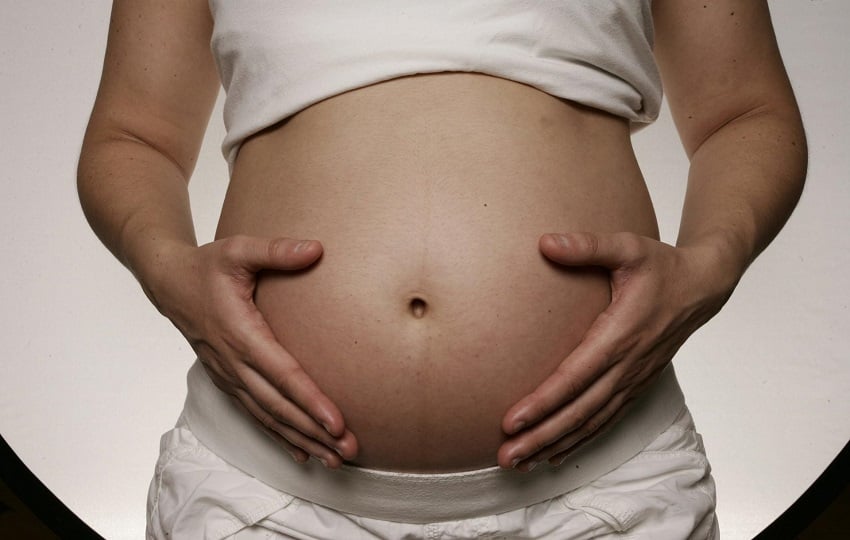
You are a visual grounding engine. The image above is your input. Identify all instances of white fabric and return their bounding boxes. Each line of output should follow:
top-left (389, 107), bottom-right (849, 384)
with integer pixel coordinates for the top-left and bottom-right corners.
top-left (147, 408), bottom-right (717, 539)
top-left (181, 360), bottom-right (685, 523)
top-left (208, 0), bottom-right (662, 171)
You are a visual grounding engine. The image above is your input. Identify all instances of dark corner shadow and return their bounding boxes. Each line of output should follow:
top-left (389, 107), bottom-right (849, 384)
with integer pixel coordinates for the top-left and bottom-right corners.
top-left (0, 435), bottom-right (104, 539)
top-left (755, 439), bottom-right (850, 540)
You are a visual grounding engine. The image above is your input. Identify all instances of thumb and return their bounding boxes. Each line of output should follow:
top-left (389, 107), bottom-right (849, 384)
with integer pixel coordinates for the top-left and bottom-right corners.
top-left (539, 232), bottom-right (640, 269)
top-left (235, 236), bottom-right (323, 273)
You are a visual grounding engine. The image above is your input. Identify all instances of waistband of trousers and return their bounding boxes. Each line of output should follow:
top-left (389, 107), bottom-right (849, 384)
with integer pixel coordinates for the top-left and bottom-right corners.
top-left (182, 359), bottom-right (685, 523)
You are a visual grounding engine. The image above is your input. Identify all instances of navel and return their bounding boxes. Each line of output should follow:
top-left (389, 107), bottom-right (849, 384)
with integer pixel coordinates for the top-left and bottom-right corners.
top-left (408, 297), bottom-right (428, 319)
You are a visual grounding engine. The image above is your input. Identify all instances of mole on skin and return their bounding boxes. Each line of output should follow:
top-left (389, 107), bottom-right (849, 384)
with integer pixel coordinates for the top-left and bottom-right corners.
top-left (409, 297), bottom-right (427, 318)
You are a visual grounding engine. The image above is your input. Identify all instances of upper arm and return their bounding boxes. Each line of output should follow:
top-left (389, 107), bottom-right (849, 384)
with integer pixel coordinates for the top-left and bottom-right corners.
top-left (86, 0), bottom-right (220, 179)
top-left (652, 0), bottom-right (801, 158)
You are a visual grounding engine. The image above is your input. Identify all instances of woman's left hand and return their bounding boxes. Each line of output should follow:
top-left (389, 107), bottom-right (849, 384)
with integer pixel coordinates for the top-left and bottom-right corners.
top-left (497, 231), bottom-right (740, 471)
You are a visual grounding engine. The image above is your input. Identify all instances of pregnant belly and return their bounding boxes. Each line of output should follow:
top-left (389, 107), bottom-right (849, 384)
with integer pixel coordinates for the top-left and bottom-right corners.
top-left (216, 73), bottom-right (658, 472)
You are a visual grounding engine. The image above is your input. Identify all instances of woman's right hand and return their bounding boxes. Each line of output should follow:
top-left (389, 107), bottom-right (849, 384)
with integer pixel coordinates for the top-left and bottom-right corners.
top-left (145, 235), bottom-right (358, 468)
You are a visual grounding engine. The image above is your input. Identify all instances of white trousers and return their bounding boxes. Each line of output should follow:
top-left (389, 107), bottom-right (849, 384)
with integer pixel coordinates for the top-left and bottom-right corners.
top-left (147, 408), bottom-right (717, 540)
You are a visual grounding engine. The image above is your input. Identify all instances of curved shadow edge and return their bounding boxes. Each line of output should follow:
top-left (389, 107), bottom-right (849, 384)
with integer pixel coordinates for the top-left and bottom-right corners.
top-left (0, 434), bottom-right (104, 540)
top-left (755, 438), bottom-right (850, 540)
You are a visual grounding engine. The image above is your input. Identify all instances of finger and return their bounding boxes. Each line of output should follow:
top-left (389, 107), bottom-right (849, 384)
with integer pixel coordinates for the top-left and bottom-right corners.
top-left (239, 364), bottom-right (358, 460)
top-left (539, 232), bottom-right (645, 269)
top-left (509, 402), bottom-right (625, 473)
top-left (223, 386), bottom-right (310, 463)
top-left (205, 356), bottom-right (357, 468)
top-left (222, 235), bottom-right (323, 273)
top-left (235, 317), bottom-right (349, 439)
top-left (546, 398), bottom-right (630, 468)
top-left (498, 369), bottom-right (619, 469)
top-left (268, 423), bottom-right (357, 469)
top-left (233, 387), bottom-right (348, 468)
top-left (199, 357), bottom-right (324, 458)
top-left (501, 312), bottom-right (628, 435)
top-left (541, 359), bottom-right (669, 468)
top-left (257, 348), bottom-right (348, 438)
top-left (210, 251), bottom-right (348, 439)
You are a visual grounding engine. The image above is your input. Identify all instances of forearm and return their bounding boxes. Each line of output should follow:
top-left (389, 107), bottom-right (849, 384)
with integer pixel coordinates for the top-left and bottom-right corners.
top-left (77, 128), bottom-right (198, 304)
top-left (676, 105), bottom-right (807, 281)
top-left (651, 1), bottom-right (808, 279)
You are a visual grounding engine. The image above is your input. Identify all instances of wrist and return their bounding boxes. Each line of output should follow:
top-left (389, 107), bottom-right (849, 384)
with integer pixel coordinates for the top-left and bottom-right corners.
top-left (127, 234), bottom-right (199, 315)
top-left (676, 229), bottom-right (751, 298)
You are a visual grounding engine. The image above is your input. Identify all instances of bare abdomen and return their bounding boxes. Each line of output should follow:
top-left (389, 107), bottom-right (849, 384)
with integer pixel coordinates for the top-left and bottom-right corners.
top-left (216, 73), bottom-right (658, 472)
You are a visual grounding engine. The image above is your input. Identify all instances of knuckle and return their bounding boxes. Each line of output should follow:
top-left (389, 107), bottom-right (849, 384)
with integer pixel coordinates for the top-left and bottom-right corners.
top-left (563, 407), bottom-right (588, 428)
top-left (583, 415), bottom-right (605, 436)
top-left (551, 366), bottom-right (583, 400)
top-left (578, 232), bottom-right (599, 256)
top-left (266, 403), bottom-right (297, 431)
top-left (228, 362), bottom-right (256, 391)
top-left (218, 236), bottom-right (241, 262)
top-left (259, 416), bottom-right (277, 432)
top-left (528, 396), bottom-right (557, 421)
top-left (618, 365), bottom-right (643, 389)
top-left (620, 233), bottom-right (644, 260)
top-left (531, 438), bottom-right (547, 454)
top-left (219, 235), bottom-right (249, 262)
top-left (236, 331), bottom-right (264, 361)
top-left (269, 363), bottom-right (304, 395)
top-left (251, 406), bottom-right (277, 431)
top-left (266, 237), bottom-right (288, 260)
top-left (598, 345), bottom-right (620, 369)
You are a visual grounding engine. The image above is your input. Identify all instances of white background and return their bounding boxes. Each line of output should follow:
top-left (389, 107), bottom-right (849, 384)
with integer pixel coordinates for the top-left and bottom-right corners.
top-left (1, 2), bottom-right (847, 538)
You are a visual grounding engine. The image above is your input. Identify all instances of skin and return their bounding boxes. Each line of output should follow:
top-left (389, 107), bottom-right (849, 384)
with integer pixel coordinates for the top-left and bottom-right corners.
top-left (78, 0), bottom-right (806, 471)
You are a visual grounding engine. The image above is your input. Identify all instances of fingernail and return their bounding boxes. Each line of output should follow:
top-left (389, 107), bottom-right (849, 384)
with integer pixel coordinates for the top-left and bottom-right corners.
top-left (512, 420), bottom-right (526, 434)
top-left (294, 241), bottom-right (310, 253)
top-left (527, 461), bottom-right (539, 472)
top-left (555, 234), bottom-right (570, 247)
top-left (317, 457), bottom-right (329, 468)
top-left (510, 457), bottom-right (521, 469)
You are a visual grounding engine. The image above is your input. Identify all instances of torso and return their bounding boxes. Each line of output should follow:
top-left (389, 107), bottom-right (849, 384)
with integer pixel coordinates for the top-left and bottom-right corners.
top-left (216, 72), bottom-right (658, 472)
